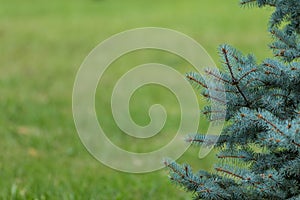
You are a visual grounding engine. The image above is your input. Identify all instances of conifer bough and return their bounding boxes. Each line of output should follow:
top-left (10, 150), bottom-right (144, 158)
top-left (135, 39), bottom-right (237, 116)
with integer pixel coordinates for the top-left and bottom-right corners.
top-left (165, 0), bottom-right (300, 199)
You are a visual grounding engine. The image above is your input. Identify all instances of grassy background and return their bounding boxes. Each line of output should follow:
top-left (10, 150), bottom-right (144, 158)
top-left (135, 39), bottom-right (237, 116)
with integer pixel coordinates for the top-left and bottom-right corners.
top-left (1, 0), bottom-right (272, 199)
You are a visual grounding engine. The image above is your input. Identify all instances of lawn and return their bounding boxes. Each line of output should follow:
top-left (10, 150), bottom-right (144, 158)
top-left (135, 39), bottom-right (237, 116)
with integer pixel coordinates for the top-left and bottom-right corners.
top-left (0, 0), bottom-right (272, 199)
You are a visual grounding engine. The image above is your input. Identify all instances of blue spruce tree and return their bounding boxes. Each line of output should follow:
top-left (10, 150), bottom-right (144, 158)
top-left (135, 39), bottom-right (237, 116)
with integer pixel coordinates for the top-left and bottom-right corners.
top-left (165, 0), bottom-right (300, 199)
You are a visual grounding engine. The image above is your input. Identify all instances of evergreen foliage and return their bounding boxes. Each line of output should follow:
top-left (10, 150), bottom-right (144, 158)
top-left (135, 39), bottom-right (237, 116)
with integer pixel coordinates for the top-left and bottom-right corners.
top-left (165, 1), bottom-right (300, 199)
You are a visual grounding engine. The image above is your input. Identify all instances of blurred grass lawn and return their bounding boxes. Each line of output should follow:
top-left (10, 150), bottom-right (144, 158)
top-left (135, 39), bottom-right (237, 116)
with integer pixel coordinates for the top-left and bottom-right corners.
top-left (0, 0), bottom-right (272, 199)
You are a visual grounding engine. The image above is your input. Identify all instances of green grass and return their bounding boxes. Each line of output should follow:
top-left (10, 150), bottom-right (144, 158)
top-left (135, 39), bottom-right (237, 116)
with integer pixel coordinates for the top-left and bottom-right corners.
top-left (1, 0), bottom-right (272, 199)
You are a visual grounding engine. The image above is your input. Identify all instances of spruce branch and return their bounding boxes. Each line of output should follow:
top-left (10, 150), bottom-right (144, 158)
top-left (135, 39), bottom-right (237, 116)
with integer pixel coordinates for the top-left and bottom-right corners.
top-left (220, 46), bottom-right (251, 106)
top-left (166, 1), bottom-right (300, 199)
